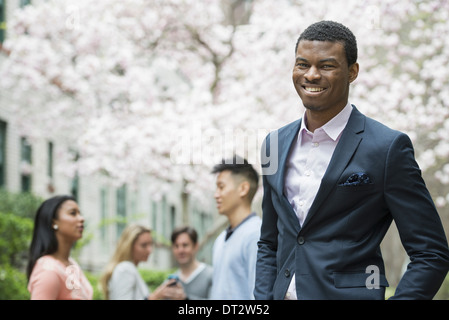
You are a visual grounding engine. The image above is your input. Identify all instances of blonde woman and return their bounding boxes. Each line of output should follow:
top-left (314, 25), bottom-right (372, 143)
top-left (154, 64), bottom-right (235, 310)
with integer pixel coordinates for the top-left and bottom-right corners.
top-left (100, 224), bottom-right (186, 300)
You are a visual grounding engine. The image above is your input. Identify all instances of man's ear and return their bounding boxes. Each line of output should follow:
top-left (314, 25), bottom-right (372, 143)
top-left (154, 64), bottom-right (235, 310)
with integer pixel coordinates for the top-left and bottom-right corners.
top-left (349, 62), bottom-right (359, 83)
top-left (238, 181), bottom-right (250, 198)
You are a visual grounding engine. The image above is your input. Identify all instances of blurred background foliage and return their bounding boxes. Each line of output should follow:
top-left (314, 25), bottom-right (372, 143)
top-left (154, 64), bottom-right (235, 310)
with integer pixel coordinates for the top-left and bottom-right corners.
top-left (0, 189), bottom-right (40, 299)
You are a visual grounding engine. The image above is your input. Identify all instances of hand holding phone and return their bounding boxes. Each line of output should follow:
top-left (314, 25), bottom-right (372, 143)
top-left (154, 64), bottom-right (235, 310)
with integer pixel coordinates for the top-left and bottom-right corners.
top-left (167, 274), bottom-right (179, 286)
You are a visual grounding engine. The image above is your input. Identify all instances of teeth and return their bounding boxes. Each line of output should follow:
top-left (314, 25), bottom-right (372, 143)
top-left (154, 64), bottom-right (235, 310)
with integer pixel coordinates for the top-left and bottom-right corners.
top-left (305, 87), bottom-right (324, 92)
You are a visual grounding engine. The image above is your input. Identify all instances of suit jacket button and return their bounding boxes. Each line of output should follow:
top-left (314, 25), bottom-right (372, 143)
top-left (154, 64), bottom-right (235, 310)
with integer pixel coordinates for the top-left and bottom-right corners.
top-left (284, 269), bottom-right (290, 277)
top-left (297, 236), bottom-right (305, 245)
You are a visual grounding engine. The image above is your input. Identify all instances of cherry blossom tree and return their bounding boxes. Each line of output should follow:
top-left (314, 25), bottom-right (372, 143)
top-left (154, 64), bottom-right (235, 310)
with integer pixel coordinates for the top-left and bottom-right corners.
top-left (1, 0), bottom-right (448, 215)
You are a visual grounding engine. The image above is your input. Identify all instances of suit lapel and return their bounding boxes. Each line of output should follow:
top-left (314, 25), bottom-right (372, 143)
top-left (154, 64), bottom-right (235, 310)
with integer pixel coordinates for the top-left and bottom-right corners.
top-left (268, 119), bottom-right (302, 228)
top-left (302, 106), bottom-right (366, 228)
top-left (273, 120), bottom-right (301, 193)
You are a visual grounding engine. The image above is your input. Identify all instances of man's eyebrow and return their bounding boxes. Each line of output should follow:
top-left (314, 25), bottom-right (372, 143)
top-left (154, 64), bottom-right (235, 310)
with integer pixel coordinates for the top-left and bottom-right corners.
top-left (319, 58), bottom-right (339, 64)
top-left (295, 57), bottom-right (339, 64)
top-left (295, 57), bottom-right (308, 62)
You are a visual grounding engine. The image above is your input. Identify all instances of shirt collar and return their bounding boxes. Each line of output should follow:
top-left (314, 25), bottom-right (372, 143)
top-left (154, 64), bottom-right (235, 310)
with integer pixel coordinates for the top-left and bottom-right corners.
top-left (300, 102), bottom-right (353, 141)
top-left (225, 212), bottom-right (256, 241)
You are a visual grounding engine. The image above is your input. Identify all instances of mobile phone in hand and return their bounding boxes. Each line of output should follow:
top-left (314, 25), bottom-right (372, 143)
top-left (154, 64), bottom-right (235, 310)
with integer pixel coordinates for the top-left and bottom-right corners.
top-left (167, 274), bottom-right (179, 286)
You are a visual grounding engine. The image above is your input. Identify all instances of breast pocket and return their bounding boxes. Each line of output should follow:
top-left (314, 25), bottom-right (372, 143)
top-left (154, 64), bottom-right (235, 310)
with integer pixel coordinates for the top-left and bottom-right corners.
top-left (335, 183), bottom-right (377, 194)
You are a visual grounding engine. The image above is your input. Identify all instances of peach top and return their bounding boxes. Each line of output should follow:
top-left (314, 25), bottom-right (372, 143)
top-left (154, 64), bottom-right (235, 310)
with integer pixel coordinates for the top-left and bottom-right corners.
top-left (28, 255), bottom-right (93, 300)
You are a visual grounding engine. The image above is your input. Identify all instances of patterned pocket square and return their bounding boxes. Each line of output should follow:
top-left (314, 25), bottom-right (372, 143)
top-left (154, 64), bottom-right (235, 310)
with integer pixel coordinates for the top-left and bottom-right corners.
top-left (339, 172), bottom-right (373, 186)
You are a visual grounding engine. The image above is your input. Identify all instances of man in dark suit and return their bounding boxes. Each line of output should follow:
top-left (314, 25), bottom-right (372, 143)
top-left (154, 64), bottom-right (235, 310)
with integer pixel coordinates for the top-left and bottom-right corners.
top-left (255, 20), bottom-right (449, 300)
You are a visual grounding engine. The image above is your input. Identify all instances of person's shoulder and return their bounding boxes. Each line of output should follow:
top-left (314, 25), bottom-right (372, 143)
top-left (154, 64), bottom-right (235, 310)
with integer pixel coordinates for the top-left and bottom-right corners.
top-left (116, 260), bottom-right (136, 269)
top-left (35, 254), bottom-right (56, 265)
top-left (202, 263), bottom-right (213, 274)
top-left (28, 256), bottom-right (64, 296)
top-left (365, 115), bottom-right (400, 134)
top-left (114, 261), bottom-right (137, 274)
top-left (214, 230), bottom-right (227, 243)
top-left (239, 215), bottom-right (261, 239)
top-left (364, 117), bottom-right (411, 149)
top-left (34, 255), bottom-right (65, 274)
top-left (196, 263), bottom-right (213, 279)
top-left (110, 261), bottom-right (139, 285)
top-left (247, 214), bottom-right (262, 227)
top-left (354, 106), bottom-right (402, 136)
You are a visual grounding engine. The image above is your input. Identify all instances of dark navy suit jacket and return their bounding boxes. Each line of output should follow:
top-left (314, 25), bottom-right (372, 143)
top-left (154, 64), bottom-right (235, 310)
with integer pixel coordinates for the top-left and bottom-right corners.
top-left (255, 106), bottom-right (449, 300)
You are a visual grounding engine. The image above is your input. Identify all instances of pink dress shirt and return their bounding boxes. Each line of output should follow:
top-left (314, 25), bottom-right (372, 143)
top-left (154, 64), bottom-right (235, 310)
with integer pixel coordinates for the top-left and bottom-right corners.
top-left (28, 255), bottom-right (93, 300)
top-left (283, 102), bottom-right (353, 299)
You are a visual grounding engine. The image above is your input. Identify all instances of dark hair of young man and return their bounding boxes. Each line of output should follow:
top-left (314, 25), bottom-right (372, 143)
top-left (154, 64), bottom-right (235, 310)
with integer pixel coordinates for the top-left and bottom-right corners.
top-left (295, 20), bottom-right (358, 66)
top-left (171, 226), bottom-right (198, 245)
top-left (211, 155), bottom-right (259, 202)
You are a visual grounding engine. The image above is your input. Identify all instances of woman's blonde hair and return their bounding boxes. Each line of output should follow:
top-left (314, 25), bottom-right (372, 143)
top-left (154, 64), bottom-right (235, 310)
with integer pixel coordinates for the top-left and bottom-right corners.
top-left (100, 224), bottom-right (151, 300)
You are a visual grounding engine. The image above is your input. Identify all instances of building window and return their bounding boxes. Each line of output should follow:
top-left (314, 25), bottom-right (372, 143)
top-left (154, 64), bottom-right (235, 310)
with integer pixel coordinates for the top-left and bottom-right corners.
top-left (0, 120), bottom-right (6, 187)
top-left (47, 141), bottom-right (53, 178)
top-left (199, 211), bottom-right (207, 238)
top-left (100, 187), bottom-right (109, 242)
top-left (116, 185), bottom-right (127, 237)
top-left (151, 200), bottom-right (158, 233)
top-left (20, 137), bottom-right (32, 192)
top-left (0, 0), bottom-right (5, 43)
top-left (69, 150), bottom-right (79, 200)
top-left (20, 0), bottom-right (31, 7)
top-left (70, 173), bottom-right (78, 201)
top-left (169, 205), bottom-right (176, 236)
top-left (46, 141), bottom-right (55, 193)
top-left (161, 195), bottom-right (167, 239)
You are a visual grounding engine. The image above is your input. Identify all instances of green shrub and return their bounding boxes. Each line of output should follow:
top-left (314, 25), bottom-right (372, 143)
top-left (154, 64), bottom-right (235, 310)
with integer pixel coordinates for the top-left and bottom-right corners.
top-left (84, 271), bottom-right (105, 300)
top-left (0, 189), bottom-right (40, 268)
top-left (0, 189), bottom-right (42, 219)
top-left (0, 212), bottom-right (33, 267)
top-left (0, 264), bottom-right (30, 300)
top-left (434, 273), bottom-right (449, 300)
top-left (139, 268), bottom-right (175, 291)
top-left (385, 275), bottom-right (449, 300)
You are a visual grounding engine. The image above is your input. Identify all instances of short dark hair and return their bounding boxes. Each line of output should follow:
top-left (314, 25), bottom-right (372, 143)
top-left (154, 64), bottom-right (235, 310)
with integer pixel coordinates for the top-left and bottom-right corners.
top-left (211, 155), bottom-right (259, 202)
top-left (295, 20), bottom-right (358, 66)
top-left (171, 226), bottom-right (198, 245)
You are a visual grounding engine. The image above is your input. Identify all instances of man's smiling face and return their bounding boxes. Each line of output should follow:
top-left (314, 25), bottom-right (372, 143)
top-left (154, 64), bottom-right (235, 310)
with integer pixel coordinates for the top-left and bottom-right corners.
top-left (292, 40), bottom-right (358, 114)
